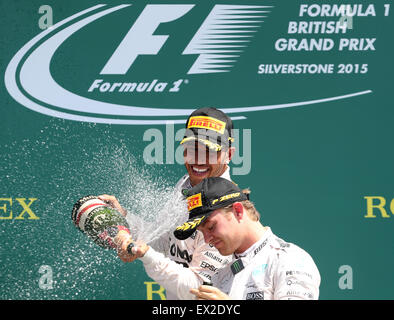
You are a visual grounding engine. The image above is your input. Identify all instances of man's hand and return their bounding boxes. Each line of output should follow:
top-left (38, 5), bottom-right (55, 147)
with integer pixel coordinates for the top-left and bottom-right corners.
top-left (115, 231), bottom-right (150, 263)
top-left (190, 285), bottom-right (230, 300)
top-left (98, 194), bottom-right (128, 217)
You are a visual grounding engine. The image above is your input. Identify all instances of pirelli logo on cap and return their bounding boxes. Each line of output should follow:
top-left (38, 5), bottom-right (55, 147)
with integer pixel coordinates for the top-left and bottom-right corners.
top-left (188, 116), bottom-right (226, 135)
top-left (187, 193), bottom-right (202, 211)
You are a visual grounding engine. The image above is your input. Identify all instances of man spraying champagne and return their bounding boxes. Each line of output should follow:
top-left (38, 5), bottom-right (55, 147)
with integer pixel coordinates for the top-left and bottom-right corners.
top-left (100, 107), bottom-right (237, 300)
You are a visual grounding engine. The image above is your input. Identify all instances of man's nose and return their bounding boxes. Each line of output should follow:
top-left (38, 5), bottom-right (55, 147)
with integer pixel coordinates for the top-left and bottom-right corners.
top-left (202, 230), bottom-right (213, 244)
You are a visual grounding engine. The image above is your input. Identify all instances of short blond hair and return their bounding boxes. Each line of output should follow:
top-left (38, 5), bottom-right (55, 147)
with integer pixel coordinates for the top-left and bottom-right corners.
top-left (223, 189), bottom-right (260, 221)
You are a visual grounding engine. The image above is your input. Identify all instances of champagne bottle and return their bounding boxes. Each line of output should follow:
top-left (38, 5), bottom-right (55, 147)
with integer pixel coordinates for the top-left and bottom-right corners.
top-left (72, 195), bottom-right (134, 253)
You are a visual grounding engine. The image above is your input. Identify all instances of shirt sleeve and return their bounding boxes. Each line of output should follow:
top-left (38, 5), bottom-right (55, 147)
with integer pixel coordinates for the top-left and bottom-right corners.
top-left (140, 246), bottom-right (203, 300)
top-left (140, 231), bottom-right (232, 300)
top-left (273, 246), bottom-right (321, 300)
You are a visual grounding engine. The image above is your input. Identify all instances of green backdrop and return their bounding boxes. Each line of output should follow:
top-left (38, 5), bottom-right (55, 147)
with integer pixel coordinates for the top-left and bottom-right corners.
top-left (1, 0), bottom-right (393, 300)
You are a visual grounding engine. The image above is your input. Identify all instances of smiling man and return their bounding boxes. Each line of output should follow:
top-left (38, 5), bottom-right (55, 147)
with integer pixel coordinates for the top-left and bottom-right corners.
top-left (173, 177), bottom-right (321, 300)
top-left (181, 107), bottom-right (235, 186)
top-left (102, 107), bottom-right (237, 300)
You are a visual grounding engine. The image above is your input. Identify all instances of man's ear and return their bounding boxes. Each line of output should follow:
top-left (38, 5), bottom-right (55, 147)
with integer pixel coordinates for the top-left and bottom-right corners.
top-left (232, 202), bottom-right (244, 221)
top-left (227, 146), bottom-right (236, 162)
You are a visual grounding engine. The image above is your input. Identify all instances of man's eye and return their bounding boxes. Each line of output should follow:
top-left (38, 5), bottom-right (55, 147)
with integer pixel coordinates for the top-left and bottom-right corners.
top-left (208, 224), bottom-right (215, 231)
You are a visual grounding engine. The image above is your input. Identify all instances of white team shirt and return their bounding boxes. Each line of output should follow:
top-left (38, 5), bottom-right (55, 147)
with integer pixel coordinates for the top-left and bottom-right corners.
top-left (212, 227), bottom-right (321, 300)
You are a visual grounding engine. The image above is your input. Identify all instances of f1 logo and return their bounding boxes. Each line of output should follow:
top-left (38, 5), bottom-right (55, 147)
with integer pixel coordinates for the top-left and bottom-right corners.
top-left (101, 5), bottom-right (194, 75)
top-left (100, 4), bottom-right (269, 75)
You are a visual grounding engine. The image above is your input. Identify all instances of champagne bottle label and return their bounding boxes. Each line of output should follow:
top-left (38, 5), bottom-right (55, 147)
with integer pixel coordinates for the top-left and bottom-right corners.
top-left (72, 195), bottom-right (131, 249)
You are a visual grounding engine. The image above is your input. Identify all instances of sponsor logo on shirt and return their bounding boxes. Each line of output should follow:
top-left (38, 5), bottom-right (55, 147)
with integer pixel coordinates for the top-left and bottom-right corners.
top-left (253, 239), bottom-right (268, 256)
top-left (286, 270), bottom-right (313, 279)
top-left (170, 243), bottom-right (193, 264)
top-left (246, 291), bottom-right (265, 300)
top-left (200, 261), bottom-right (218, 272)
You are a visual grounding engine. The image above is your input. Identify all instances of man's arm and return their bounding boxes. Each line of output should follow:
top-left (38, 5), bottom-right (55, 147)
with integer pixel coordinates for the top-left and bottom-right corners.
top-left (117, 232), bottom-right (231, 300)
top-left (118, 238), bottom-right (202, 299)
top-left (140, 246), bottom-right (203, 300)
